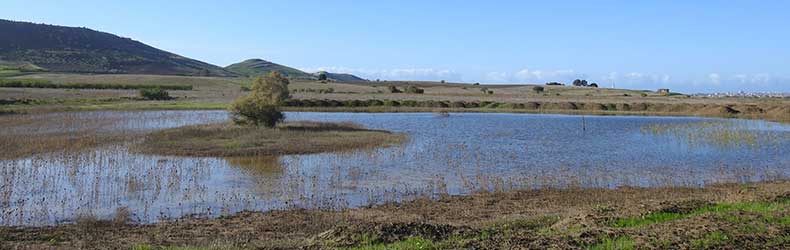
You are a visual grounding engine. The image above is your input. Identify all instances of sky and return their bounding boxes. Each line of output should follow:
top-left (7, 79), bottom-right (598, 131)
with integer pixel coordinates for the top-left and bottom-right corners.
top-left (2, 0), bottom-right (789, 92)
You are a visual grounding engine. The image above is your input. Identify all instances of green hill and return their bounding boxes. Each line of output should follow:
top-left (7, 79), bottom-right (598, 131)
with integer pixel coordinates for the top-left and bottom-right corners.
top-left (0, 19), bottom-right (235, 76)
top-left (322, 72), bottom-right (368, 83)
top-left (225, 59), bottom-right (313, 79)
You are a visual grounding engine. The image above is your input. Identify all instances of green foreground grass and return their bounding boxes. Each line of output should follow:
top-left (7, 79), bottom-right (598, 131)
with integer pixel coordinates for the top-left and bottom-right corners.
top-left (612, 197), bottom-right (790, 228)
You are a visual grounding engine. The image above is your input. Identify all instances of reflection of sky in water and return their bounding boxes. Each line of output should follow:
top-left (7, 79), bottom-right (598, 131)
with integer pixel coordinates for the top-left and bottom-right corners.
top-left (1, 111), bottom-right (788, 226)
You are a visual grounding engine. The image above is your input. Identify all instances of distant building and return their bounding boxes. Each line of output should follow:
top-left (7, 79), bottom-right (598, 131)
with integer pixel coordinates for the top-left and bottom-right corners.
top-left (658, 89), bottom-right (670, 95)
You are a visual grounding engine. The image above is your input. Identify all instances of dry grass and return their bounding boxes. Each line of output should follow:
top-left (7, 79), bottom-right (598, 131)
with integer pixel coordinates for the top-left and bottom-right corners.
top-left (0, 112), bottom-right (132, 159)
top-left (3, 73), bottom-right (787, 123)
top-left (133, 121), bottom-right (407, 157)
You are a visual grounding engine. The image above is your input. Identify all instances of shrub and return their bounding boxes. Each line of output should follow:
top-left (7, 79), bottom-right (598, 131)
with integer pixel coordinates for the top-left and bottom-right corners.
top-left (383, 100), bottom-right (400, 107)
top-left (388, 86), bottom-right (401, 93)
top-left (369, 99), bottom-right (384, 106)
top-left (138, 88), bottom-right (172, 100)
top-left (641, 93), bottom-right (648, 97)
top-left (532, 86), bottom-right (545, 93)
top-left (230, 72), bottom-right (289, 127)
top-left (404, 85), bottom-right (424, 94)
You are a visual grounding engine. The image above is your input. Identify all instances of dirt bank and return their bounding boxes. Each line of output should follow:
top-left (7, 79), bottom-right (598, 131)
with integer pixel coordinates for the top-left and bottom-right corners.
top-left (2, 181), bottom-right (788, 249)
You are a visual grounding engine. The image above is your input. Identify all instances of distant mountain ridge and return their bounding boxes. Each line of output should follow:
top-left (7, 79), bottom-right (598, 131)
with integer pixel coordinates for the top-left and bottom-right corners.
top-left (0, 19), bottom-right (235, 76)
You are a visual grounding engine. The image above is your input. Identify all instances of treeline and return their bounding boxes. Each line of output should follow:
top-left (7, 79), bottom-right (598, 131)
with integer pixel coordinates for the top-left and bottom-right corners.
top-left (0, 78), bottom-right (192, 90)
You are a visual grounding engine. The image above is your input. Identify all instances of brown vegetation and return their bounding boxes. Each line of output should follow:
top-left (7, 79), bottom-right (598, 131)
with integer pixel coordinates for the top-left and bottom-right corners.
top-left (1, 181), bottom-right (787, 249)
top-left (134, 121), bottom-right (407, 157)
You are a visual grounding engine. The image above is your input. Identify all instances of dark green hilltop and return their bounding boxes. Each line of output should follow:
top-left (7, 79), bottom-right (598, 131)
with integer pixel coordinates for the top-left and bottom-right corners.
top-left (0, 19), bottom-right (234, 76)
top-left (0, 19), bottom-right (369, 81)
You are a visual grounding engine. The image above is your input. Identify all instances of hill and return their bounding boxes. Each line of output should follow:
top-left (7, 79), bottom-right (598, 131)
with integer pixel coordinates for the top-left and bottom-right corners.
top-left (225, 59), bottom-right (314, 79)
top-left (0, 19), bottom-right (235, 76)
top-left (322, 72), bottom-right (368, 83)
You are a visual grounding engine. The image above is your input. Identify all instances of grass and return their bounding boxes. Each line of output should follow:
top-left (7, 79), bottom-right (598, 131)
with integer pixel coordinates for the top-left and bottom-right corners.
top-left (0, 78), bottom-right (193, 90)
top-left (612, 198), bottom-right (790, 228)
top-left (589, 236), bottom-right (636, 250)
top-left (690, 232), bottom-right (729, 249)
top-left (344, 237), bottom-right (435, 250)
top-left (134, 121), bottom-right (407, 157)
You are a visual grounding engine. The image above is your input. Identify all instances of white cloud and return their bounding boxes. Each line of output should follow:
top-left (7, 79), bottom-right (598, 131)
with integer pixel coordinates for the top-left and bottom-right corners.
top-left (485, 72), bottom-right (510, 82)
top-left (709, 73), bottom-right (721, 85)
top-left (487, 68), bottom-right (582, 84)
top-left (302, 66), bottom-right (463, 81)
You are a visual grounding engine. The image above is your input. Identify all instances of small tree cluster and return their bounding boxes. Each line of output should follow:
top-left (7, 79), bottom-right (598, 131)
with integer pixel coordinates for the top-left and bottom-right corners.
top-left (139, 88), bottom-right (171, 100)
top-left (572, 79), bottom-right (599, 88)
top-left (545, 82), bottom-right (564, 86)
top-left (230, 72), bottom-right (290, 127)
top-left (404, 85), bottom-right (424, 94)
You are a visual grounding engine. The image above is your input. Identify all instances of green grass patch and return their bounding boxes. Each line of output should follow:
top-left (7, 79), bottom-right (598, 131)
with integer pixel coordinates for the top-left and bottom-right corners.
top-left (612, 199), bottom-right (789, 228)
top-left (612, 212), bottom-right (685, 228)
top-left (690, 232), bottom-right (729, 249)
top-left (344, 236), bottom-right (435, 250)
top-left (0, 78), bottom-right (192, 90)
top-left (588, 236), bottom-right (635, 250)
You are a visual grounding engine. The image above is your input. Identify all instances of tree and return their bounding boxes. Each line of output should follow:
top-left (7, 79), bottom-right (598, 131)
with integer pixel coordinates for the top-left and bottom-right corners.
top-left (230, 72), bottom-right (290, 127)
top-left (589, 83), bottom-right (599, 88)
top-left (581, 80), bottom-right (588, 86)
top-left (573, 79), bottom-right (583, 86)
top-left (317, 71), bottom-right (328, 81)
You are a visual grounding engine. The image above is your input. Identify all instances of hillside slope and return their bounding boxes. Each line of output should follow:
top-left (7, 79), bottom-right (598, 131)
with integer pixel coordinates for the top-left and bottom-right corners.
top-left (323, 72), bottom-right (368, 83)
top-left (0, 19), bottom-right (235, 76)
top-left (225, 59), bottom-right (314, 79)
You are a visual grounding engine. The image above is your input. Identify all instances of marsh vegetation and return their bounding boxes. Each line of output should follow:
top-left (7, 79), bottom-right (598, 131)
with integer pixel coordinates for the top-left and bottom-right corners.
top-left (135, 121), bottom-right (407, 157)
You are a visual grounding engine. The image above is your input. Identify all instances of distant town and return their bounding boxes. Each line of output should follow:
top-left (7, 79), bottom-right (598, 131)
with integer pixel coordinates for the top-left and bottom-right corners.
top-left (692, 91), bottom-right (790, 98)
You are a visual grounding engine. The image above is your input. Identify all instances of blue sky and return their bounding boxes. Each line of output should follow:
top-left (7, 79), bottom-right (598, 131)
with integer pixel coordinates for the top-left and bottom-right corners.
top-left (2, 0), bottom-right (789, 92)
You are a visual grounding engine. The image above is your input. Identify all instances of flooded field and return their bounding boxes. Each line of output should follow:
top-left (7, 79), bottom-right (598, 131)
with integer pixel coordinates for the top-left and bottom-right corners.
top-left (1, 111), bottom-right (788, 226)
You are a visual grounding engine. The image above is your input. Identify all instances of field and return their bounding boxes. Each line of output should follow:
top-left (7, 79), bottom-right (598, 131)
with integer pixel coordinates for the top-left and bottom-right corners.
top-left (1, 73), bottom-right (789, 249)
top-left (1, 73), bottom-right (788, 122)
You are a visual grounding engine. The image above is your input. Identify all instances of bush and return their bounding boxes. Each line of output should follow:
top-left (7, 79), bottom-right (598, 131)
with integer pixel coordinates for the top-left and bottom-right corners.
top-left (404, 85), bottom-right (424, 94)
top-left (532, 86), bottom-right (545, 93)
top-left (138, 88), bottom-right (172, 100)
top-left (230, 72), bottom-right (289, 127)
top-left (388, 86), bottom-right (401, 93)
top-left (230, 98), bottom-right (284, 127)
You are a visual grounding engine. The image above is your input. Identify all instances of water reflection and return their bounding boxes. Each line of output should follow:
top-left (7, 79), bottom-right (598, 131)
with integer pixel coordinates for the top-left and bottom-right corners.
top-left (225, 156), bottom-right (283, 177)
top-left (0, 111), bottom-right (788, 226)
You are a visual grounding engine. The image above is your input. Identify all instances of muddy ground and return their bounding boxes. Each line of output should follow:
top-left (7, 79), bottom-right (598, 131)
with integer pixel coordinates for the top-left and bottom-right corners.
top-left (1, 181), bottom-right (788, 249)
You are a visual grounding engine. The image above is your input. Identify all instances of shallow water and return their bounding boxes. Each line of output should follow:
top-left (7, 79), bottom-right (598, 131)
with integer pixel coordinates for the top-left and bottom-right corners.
top-left (1, 111), bottom-right (788, 226)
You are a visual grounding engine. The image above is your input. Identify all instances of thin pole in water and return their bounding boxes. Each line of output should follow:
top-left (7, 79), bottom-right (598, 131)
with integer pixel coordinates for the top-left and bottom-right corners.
top-left (582, 115), bottom-right (586, 132)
